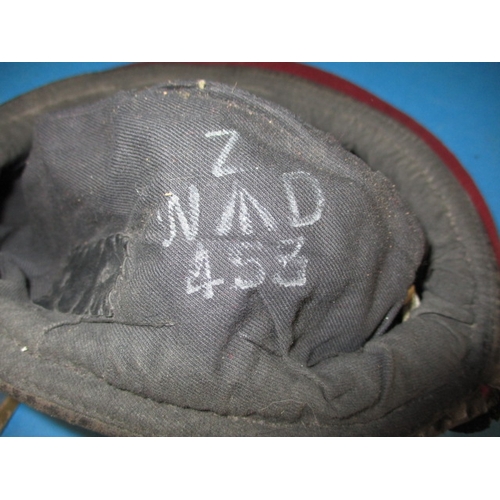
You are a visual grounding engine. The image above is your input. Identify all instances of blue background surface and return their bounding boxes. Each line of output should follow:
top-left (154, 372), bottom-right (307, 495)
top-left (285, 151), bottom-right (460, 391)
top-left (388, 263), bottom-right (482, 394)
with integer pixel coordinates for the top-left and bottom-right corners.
top-left (0, 63), bottom-right (498, 437)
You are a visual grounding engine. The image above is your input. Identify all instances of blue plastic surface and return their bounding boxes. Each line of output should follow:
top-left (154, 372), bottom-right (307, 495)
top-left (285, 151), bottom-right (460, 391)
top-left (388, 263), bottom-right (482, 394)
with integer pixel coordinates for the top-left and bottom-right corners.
top-left (1, 403), bottom-right (99, 437)
top-left (0, 63), bottom-right (498, 436)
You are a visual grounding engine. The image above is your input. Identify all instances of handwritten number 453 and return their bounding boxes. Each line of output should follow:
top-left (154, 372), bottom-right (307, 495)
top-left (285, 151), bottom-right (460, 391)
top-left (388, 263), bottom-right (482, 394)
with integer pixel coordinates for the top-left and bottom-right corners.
top-left (186, 238), bottom-right (308, 299)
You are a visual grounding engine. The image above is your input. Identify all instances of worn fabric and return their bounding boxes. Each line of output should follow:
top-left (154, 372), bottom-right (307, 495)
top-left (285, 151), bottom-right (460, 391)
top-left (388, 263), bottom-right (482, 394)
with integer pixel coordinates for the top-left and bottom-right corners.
top-left (0, 64), bottom-right (498, 436)
top-left (1, 82), bottom-right (424, 422)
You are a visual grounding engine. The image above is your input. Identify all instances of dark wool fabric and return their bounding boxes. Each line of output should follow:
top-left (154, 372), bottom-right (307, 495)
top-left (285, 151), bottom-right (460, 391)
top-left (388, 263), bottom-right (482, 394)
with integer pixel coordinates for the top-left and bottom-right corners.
top-left (1, 82), bottom-right (424, 422)
top-left (0, 64), bottom-right (498, 436)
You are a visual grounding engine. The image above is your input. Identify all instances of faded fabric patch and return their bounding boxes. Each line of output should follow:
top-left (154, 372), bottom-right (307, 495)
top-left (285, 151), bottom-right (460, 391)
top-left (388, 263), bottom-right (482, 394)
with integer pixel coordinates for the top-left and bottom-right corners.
top-left (37, 234), bottom-right (128, 317)
top-left (2, 81), bottom-right (425, 422)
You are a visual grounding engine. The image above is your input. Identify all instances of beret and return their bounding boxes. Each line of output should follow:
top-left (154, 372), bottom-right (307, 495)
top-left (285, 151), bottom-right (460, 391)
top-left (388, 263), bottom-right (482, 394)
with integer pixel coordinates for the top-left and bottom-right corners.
top-left (0, 63), bottom-right (498, 436)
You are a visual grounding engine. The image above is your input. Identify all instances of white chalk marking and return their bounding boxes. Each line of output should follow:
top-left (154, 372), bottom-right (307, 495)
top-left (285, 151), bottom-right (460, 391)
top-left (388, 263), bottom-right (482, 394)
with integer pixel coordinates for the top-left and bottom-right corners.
top-left (217, 188), bottom-right (238, 235)
top-left (216, 184), bottom-right (276, 236)
top-left (282, 171), bottom-right (325, 227)
top-left (205, 129), bottom-right (240, 177)
top-left (186, 242), bottom-right (224, 299)
top-left (229, 242), bottom-right (266, 290)
top-left (238, 190), bottom-right (252, 234)
top-left (273, 237), bottom-right (308, 287)
top-left (162, 184), bottom-right (200, 248)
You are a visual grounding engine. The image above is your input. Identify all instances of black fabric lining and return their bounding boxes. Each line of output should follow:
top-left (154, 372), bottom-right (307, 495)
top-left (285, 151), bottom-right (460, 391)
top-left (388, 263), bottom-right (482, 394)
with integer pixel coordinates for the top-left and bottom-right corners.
top-left (37, 234), bottom-right (128, 317)
top-left (332, 95), bottom-right (479, 317)
top-left (0, 323), bottom-right (490, 436)
top-left (0, 64), bottom-right (498, 436)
